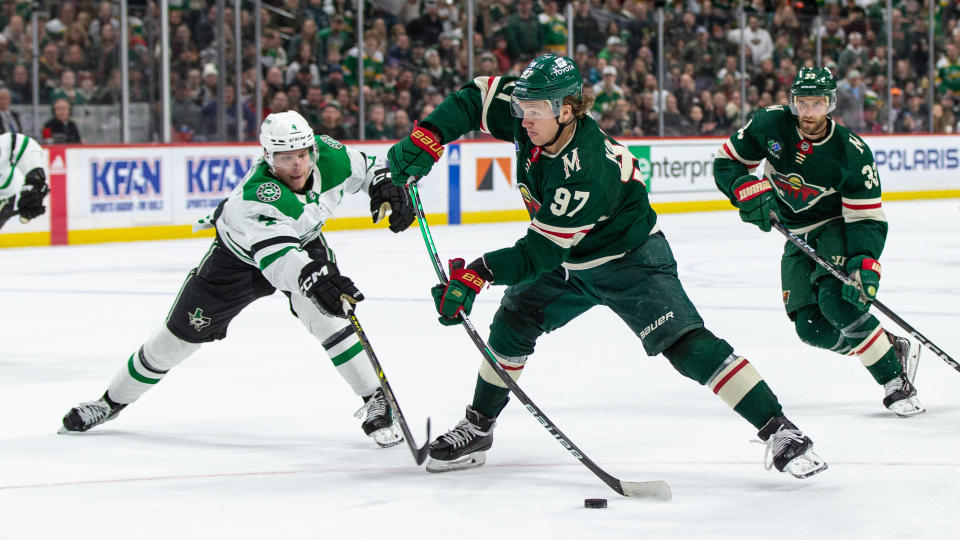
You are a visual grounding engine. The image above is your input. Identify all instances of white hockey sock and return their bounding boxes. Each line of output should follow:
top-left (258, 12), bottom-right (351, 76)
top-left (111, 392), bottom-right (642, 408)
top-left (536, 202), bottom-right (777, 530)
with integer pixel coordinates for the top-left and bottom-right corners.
top-left (322, 325), bottom-right (379, 397)
top-left (478, 348), bottom-right (527, 389)
top-left (107, 326), bottom-right (200, 404)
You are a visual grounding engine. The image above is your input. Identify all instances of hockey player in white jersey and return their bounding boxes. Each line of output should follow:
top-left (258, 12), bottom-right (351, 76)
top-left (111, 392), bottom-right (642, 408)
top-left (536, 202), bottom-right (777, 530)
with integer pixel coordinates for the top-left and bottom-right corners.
top-left (60, 111), bottom-right (415, 447)
top-left (0, 132), bottom-right (49, 229)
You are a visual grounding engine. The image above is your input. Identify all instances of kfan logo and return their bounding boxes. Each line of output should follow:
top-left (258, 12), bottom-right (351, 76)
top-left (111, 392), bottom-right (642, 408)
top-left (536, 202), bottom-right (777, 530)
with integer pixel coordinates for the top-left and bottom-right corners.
top-left (188, 157), bottom-right (253, 194)
top-left (92, 158), bottom-right (161, 197)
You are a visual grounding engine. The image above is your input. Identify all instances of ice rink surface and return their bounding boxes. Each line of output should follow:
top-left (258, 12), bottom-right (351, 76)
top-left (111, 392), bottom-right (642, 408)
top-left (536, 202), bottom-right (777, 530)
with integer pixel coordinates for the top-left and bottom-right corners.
top-left (2, 200), bottom-right (959, 539)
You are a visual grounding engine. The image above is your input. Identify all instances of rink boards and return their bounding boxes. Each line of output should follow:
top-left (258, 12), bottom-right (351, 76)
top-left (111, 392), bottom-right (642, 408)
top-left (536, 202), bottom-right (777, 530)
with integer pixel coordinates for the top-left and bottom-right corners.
top-left (2, 134), bottom-right (959, 248)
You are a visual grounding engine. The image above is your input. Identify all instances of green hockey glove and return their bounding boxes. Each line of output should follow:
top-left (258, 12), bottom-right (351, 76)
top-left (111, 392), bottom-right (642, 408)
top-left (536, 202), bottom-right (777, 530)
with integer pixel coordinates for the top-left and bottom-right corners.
top-left (387, 122), bottom-right (444, 187)
top-left (841, 255), bottom-right (881, 311)
top-left (431, 258), bottom-right (487, 326)
top-left (731, 174), bottom-right (777, 232)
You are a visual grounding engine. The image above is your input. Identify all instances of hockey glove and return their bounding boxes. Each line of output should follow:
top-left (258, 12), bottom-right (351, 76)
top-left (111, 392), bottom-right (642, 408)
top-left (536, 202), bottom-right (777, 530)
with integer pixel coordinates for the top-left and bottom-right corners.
top-left (17, 169), bottom-right (49, 221)
top-left (731, 174), bottom-right (777, 232)
top-left (369, 168), bottom-right (415, 232)
top-left (431, 258), bottom-right (487, 326)
top-left (298, 258), bottom-right (364, 318)
top-left (841, 255), bottom-right (881, 311)
top-left (387, 122), bottom-right (444, 186)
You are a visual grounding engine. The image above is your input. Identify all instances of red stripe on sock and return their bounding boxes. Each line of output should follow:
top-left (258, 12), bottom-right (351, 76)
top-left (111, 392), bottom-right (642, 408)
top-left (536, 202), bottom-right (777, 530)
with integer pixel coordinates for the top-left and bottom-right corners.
top-left (713, 359), bottom-right (748, 395)
top-left (855, 328), bottom-right (884, 355)
top-left (499, 363), bottom-right (524, 371)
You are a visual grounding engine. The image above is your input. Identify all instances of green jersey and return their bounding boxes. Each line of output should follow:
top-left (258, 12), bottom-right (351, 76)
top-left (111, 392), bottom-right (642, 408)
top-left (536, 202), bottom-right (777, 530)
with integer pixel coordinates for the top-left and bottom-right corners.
top-left (714, 105), bottom-right (887, 259)
top-left (200, 134), bottom-right (383, 293)
top-left (423, 76), bottom-right (655, 286)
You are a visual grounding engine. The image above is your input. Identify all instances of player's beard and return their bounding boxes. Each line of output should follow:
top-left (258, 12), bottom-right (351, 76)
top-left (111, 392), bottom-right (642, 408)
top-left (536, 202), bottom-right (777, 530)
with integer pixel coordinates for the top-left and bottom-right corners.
top-left (798, 115), bottom-right (828, 139)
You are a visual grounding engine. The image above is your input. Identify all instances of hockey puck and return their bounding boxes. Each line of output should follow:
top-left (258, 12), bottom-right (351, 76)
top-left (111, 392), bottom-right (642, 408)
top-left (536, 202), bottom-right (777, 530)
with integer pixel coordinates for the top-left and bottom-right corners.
top-left (584, 498), bottom-right (608, 509)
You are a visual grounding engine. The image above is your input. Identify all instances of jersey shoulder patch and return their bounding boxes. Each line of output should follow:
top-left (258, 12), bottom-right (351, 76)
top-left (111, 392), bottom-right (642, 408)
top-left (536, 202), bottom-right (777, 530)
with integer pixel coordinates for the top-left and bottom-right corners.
top-left (313, 135), bottom-right (354, 194)
top-left (241, 163), bottom-right (304, 219)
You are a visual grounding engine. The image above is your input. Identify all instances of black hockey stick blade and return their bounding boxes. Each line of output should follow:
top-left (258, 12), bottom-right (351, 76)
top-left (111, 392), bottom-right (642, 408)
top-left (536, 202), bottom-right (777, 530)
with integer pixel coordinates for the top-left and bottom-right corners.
top-left (768, 211), bottom-right (959, 373)
top-left (344, 303), bottom-right (432, 464)
top-left (408, 185), bottom-right (671, 499)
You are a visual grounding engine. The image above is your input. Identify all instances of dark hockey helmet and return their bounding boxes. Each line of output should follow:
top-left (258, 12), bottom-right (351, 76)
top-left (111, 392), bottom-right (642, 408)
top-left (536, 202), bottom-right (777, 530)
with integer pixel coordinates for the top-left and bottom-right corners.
top-left (790, 66), bottom-right (837, 115)
top-left (510, 54), bottom-right (583, 118)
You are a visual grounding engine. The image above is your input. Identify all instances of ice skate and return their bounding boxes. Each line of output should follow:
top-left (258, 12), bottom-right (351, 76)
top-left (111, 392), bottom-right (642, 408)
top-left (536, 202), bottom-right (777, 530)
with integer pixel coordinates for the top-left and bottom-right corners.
top-left (59, 392), bottom-right (127, 433)
top-left (883, 373), bottom-right (925, 417)
top-left (757, 416), bottom-right (828, 479)
top-left (426, 405), bottom-right (495, 473)
top-left (355, 388), bottom-right (403, 448)
top-left (886, 330), bottom-right (921, 382)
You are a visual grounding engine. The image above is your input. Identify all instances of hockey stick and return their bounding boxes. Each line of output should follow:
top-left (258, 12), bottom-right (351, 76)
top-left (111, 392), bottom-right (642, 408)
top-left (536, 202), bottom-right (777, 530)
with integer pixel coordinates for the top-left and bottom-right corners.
top-left (343, 300), bottom-right (431, 465)
top-left (769, 211), bottom-right (958, 376)
top-left (407, 184), bottom-right (672, 500)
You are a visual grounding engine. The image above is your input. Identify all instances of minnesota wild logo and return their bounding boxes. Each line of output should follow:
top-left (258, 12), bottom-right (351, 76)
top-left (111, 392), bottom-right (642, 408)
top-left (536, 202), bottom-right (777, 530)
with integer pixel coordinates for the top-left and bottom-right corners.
top-left (518, 183), bottom-right (541, 219)
top-left (256, 182), bottom-right (282, 202)
top-left (770, 172), bottom-right (831, 211)
top-left (187, 308), bottom-right (211, 331)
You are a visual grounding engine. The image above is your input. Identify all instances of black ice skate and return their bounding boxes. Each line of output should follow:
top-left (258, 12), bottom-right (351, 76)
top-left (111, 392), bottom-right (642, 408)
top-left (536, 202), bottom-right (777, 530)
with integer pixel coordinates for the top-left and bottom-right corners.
top-left (59, 392), bottom-right (127, 433)
top-left (883, 331), bottom-right (924, 417)
top-left (355, 388), bottom-right (403, 448)
top-left (757, 416), bottom-right (828, 479)
top-left (883, 374), bottom-right (925, 417)
top-left (426, 405), bottom-right (495, 473)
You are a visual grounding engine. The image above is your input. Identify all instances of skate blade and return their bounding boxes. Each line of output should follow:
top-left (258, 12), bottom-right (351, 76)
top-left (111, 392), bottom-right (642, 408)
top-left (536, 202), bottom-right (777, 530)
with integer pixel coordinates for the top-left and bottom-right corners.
top-left (784, 451), bottom-right (829, 479)
top-left (889, 397), bottom-right (926, 417)
top-left (371, 425), bottom-right (404, 448)
top-left (425, 451), bottom-right (486, 473)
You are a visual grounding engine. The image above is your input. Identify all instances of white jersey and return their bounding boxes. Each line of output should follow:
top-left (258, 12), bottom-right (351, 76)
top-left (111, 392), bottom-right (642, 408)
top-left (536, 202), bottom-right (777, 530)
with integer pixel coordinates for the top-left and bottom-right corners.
top-left (203, 134), bottom-right (385, 294)
top-left (0, 132), bottom-right (46, 201)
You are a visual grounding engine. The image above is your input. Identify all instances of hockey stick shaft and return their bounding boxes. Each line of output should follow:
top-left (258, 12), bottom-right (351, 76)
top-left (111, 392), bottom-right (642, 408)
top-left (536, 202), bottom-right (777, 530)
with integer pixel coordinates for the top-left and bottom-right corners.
top-left (407, 185), bottom-right (671, 500)
top-left (343, 301), bottom-right (431, 464)
top-left (768, 212), bottom-right (959, 373)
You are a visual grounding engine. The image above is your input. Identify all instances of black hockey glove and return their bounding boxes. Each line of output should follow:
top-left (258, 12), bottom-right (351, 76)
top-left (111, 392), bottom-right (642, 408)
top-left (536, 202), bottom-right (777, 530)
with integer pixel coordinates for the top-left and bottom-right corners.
top-left (298, 258), bottom-right (364, 318)
top-left (369, 168), bottom-right (415, 233)
top-left (17, 168), bottom-right (49, 221)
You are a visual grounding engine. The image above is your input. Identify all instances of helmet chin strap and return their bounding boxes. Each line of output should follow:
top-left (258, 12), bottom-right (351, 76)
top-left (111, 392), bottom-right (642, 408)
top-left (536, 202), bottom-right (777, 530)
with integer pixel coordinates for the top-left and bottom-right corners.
top-left (543, 113), bottom-right (575, 149)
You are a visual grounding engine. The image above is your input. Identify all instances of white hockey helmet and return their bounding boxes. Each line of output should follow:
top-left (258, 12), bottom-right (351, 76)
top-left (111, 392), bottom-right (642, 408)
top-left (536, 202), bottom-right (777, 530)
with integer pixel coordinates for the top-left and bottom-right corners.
top-left (260, 110), bottom-right (318, 171)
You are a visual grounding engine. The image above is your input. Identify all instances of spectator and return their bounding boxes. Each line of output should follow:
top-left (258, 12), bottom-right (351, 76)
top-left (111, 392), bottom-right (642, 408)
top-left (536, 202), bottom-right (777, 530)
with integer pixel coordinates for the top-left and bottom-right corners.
top-left (200, 85), bottom-right (257, 141)
top-left (727, 15), bottom-right (773, 67)
top-left (286, 44), bottom-right (321, 87)
top-left (386, 32), bottom-right (413, 67)
top-left (837, 69), bottom-right (866, 131)
top-left (87, 1), bottom-right (117, 45)
top-left (539, 1), bottom-right (567, 55)
top-left (662, 94), bottom-right (690, 136)
top-left (593, 66), bottom-right (623, 114)
top-left (838, 32), bottom-right (869, 79)
top-left (268, 91), bottom-right (290, 118)
top-left (38, 42), bottom-right (63, 102)
top-left (423, 48), bottom-right (457, 94)
top-left (43, 98), bottom-right (82, 143)
top-left (0, 88), bottom-right (22, 134)
top-left (391, 108), bottom-right (411, 139)
top-left (316, 103), bottom-right (348, 140)
top-left (505, 0), bottom-right (541, 63)
top-left (344, 35), bottom-right (385, 88)
top-left (285, 20), bottom-right (318, 67)
top-left (319, 14), bottom-right (352, 61)
top-left (573, 0), bottom-right (603, 53)
top-left (7, 64), bottom-right (31, 104)
top-left (406, 1), bottom-right (443, 47)
top-left (50, 69), bottom-right (86, 105)
top-left (365, 103), bottom-right (389, 140)
top-left (301, 84), bottom-right (326, 132)
top-left (171, 82), bottom-right (202, 141)
top-left (200, 63), bottom-right (219, 107)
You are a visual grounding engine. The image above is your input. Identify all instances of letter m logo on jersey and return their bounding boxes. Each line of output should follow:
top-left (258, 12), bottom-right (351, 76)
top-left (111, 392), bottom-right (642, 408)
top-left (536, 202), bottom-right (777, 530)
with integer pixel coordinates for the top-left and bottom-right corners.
top-left (769, 172), bottom-right (832, 212)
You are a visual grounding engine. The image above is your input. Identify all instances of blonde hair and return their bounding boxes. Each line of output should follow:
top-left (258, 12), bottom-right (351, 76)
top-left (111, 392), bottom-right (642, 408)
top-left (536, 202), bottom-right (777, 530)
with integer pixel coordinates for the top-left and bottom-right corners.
top-left (565, 94), bottom-right (595, 119)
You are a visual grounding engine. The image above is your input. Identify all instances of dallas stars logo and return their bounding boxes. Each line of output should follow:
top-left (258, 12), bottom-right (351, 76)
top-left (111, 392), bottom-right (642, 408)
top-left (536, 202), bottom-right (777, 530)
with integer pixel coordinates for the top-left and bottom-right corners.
top-left (256, 182), bottom-right (282, 202)
top-left (187, 308), bottom-right (211, 331)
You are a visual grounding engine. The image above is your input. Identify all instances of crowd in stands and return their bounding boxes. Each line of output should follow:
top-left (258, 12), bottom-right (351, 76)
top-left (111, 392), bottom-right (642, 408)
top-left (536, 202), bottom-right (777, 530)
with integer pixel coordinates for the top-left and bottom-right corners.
top-left (2, 0), bottom-right (960, 143)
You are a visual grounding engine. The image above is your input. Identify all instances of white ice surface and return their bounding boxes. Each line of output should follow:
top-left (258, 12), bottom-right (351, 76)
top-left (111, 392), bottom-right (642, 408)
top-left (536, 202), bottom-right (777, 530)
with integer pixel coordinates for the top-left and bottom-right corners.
top-left (2, 200), bottom-right (959, 539)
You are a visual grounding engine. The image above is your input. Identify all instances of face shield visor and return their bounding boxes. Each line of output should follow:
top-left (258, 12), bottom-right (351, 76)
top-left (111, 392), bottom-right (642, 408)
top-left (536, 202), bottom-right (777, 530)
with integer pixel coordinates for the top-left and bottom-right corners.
top-left (789, 94), bottom-right (836, 116)
top-left (510, 97), bottom-right (564, 119)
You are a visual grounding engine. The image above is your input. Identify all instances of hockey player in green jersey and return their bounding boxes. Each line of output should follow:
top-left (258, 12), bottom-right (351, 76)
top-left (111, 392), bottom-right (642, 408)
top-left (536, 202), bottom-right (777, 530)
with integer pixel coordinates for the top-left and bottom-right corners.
top-left (387, 54), bottom-right (828, 479)
top-left (714, 66), bottom-right (923, 417)
top-left (60, 111), bottom-right (416, 446)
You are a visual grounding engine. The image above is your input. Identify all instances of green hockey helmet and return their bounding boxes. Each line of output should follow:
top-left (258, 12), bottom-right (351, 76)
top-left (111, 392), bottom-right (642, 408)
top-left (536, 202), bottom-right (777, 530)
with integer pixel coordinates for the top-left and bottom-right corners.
top-left (510, 54), bottom-right (583, 119)
top-left (790, 66), bottom-right (837, 116)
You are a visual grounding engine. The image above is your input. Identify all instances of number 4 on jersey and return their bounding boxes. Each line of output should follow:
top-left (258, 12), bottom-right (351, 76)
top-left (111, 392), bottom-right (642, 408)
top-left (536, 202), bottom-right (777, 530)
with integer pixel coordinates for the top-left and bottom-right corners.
top-left (604, 139), bottom-right (645, 185)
